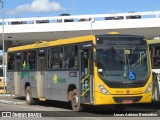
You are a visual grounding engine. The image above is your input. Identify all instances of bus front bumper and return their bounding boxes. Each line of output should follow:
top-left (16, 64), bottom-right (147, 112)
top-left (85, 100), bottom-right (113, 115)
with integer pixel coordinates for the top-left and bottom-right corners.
top-left (94, 92), bottom-right (152, 105)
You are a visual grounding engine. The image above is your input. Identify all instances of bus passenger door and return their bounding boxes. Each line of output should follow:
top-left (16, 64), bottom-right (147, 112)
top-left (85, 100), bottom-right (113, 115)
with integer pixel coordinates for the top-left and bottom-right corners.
top-left (37, 49), bottom-right (46, 98)
top-left (14, 52), bottom-right (21, 96)
top-left (80, 47), bottom-right (93, 104)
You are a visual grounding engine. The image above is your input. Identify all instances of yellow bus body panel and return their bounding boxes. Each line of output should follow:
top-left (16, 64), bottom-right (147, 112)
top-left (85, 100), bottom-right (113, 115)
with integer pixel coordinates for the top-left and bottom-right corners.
top-left (8, 35), bottom-right (95, 52)
top-left (93, 65), bottom-right (152, 105)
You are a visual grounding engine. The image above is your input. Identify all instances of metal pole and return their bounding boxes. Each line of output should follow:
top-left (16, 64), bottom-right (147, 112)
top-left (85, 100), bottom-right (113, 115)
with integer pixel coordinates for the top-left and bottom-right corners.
top-left (72, 0), bottom-right (74, 15)
top-left (0, 0), bottom-right (5, 95)
top-left (90, 18), bottom-right (94, 35)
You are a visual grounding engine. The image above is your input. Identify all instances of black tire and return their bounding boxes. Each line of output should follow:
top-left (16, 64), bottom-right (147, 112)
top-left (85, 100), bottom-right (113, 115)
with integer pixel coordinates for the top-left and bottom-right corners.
top-left (25, 86), bottom-right (35, 105)
top-left (71, 89), bottom-right (83, 112)
top-left (153, 74), bottom-right (160, 101)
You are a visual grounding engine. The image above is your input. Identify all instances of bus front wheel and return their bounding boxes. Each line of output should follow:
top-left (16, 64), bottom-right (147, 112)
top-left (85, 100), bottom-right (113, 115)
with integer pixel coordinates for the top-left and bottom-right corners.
top-left (25, 86), bottom-right (35, 105)
top-left (71, 89), bottom-right (83, 112)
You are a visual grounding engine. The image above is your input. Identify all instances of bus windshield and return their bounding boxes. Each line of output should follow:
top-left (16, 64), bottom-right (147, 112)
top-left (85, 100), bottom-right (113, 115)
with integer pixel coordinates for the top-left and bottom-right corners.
top-left (96, 36), bottom-right (150, 82)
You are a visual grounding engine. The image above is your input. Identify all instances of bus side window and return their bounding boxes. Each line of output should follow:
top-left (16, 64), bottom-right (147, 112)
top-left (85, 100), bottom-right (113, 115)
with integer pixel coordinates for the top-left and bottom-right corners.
top-left (40, 56), bottom-right (45, 70)
top-left (49, 47), bottom-right (63, 69)
top-left (8, 53), bottom-right (15, 71)
top-left (151, 46), bottom-right (160, 69)
top-left (22, 51), bottom-right (28, 70)
top-left (153, 57), bottom-right (160, 68)
top-left (28, 51), bottom-right (36, 70)
top-left (64, 45), bottom-right (78, 69)
top-left (15, 52), bottom-right (21, 71)
top-left (47, 49), bottom-right (51, 69)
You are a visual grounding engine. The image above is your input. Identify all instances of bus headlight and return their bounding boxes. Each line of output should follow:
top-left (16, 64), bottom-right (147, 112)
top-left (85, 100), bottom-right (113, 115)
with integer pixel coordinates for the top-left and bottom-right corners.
top-left (98, 84), bottom-right (110, 95)
top-left (145, 83), bottom-right (152, 94)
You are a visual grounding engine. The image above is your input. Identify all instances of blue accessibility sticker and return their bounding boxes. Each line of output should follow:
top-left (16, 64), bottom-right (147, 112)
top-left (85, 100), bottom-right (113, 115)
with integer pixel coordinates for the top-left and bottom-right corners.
top-left (128, 71), bottom-right (136, 80)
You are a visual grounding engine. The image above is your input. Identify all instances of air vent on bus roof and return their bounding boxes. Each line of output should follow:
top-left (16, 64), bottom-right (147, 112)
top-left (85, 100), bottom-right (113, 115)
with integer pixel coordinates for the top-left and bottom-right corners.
top-left (107, 32), bottom-right (120, 34)
top-left (35, 41), bottom-right (48, 44)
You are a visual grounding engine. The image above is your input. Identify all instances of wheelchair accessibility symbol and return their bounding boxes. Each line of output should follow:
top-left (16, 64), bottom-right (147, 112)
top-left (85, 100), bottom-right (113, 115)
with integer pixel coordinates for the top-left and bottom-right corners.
top-left (128, 71), bottom-right (136, 80)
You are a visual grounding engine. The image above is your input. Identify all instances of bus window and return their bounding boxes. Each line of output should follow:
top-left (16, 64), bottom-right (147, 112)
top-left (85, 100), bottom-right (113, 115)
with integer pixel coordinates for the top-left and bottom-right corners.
top-left (28, 51), bottom-right (36, 70)
top-left (8, 53), bottom-right (14, 71)
top-left (153, 57), bottom-right (160, 68)
top-left (22, 51), bottom-right (28, 70)
top-left (64, 45), bottom-right (78, 69)
top-left (150, 46), bottom-right (160, 69)
top-left (49, 47), bottom-right (63, 69)
top-left (15, 52), bottom-right (21, 71)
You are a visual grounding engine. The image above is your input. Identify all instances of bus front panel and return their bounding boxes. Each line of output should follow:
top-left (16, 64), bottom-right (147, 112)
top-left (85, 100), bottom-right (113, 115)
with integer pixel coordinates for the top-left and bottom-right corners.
top-left (93, 35), bottom-right (152, 105)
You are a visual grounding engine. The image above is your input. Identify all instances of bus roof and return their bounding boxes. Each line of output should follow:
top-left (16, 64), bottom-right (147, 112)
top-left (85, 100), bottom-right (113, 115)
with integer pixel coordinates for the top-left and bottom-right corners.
top-left (147, 39), bottom-right (160, 45)
top-left (8, 35), bottom-right (95, 52)
top-left (8, 34), bottom-right (146, 52)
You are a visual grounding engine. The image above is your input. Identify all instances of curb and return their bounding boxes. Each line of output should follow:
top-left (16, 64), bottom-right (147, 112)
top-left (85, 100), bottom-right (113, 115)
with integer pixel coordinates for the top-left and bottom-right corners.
top-left (0, 99), bottom-right (26, 105)
top-left (0, 94), bottom-right (13, 97)
top-left (0, 94), bottom-right (26, 105)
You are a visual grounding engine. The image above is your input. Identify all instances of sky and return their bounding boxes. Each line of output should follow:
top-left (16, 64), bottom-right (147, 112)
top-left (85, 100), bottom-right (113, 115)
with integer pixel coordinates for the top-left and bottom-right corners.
top-left (1, 0), bottom-right (160, 18)
top-left (0, 0), bottom-right (160, 55)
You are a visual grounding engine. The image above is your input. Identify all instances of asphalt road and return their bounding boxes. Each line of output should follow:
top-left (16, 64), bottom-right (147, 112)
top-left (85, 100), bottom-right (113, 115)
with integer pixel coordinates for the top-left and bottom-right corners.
top-left (0, 98), bottom-right (160, 120)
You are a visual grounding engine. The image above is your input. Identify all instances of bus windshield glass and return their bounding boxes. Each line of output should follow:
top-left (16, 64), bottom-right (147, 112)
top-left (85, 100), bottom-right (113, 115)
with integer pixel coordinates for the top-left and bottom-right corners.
top-left (96, 36), bottom-right (150, 82)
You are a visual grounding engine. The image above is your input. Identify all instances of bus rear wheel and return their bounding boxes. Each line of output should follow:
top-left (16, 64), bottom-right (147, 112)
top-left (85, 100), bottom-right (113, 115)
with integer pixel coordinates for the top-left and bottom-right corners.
top-left (25, 86), bottom-right (35, 105)
top-left (71, 89), bottom-right (83, 112)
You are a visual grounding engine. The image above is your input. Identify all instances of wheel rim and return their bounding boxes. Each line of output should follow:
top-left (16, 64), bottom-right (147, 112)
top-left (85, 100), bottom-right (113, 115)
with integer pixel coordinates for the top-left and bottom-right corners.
top-left (26, 91), bottom-right (30, 102)
top-left (73, 94), bottom-right (79, 107)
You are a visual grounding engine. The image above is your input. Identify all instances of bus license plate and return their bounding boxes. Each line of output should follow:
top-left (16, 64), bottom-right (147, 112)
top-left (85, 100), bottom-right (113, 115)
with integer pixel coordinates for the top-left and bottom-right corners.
top-left (122, 100), bottom-right (133, 104)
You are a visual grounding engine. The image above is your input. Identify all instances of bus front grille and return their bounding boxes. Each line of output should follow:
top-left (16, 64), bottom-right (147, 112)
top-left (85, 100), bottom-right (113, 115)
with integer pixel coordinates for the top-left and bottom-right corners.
top-left (113, 96), bottom-right (142, 103)
top-left (107, 82), bottom-right (146, 88)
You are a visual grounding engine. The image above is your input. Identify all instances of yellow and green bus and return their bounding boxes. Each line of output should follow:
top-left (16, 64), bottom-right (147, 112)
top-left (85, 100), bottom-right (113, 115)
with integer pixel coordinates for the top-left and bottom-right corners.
top-left (7, 34), bottom-right (152, 111)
